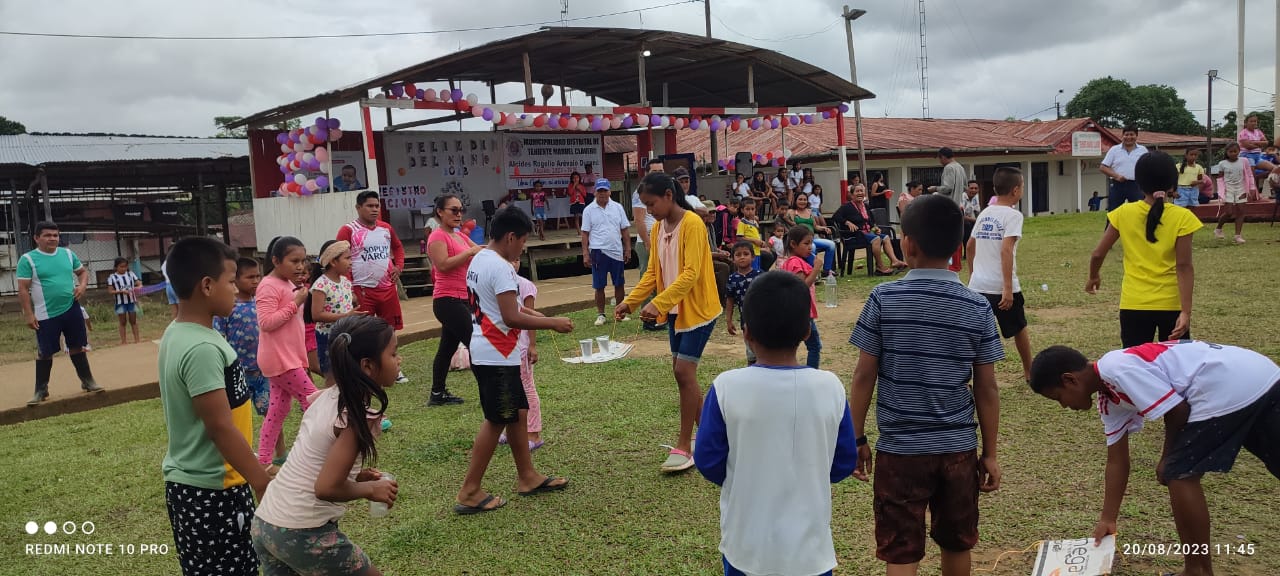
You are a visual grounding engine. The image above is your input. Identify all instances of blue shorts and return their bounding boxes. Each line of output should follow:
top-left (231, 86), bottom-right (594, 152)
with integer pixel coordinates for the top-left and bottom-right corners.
top-left (115, 302), bottom-right (137, 316)
top-left (37, 302), bottom-right (89, 358)
top-left (165, 283), bottom-right (179, 305)
top-left (315, 330), bottom-right (331, 374)
top-left (590, 250), bottom-right (625, 290)
top-left (667, 313), bottom-right (716, 364)
top-left (245, 371), bottom-right (270, 416)
top-left (1174, 186), bottom-right (1200, 207)
top-left (751, 255), bottom-right (761, 271)
top-left (532, 206), bottom-right (547, 221)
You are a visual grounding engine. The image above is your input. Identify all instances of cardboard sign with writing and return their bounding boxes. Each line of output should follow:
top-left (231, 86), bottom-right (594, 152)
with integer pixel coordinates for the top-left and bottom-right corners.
top-left (1031, 536), bottom-right (1114, 576)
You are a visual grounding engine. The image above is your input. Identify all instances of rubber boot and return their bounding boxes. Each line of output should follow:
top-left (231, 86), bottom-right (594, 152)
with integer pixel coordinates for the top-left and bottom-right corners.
top-left (69, 352), bottom-right (102, 392)
top-left (29, 358), bottom-right (52, 406)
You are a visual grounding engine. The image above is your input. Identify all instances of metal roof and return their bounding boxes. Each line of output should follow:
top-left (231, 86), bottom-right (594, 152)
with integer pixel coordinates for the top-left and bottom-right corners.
top-left (233, 26), bottom-right (872, 129)
top-left (0, 134), bottom-right (247, 166)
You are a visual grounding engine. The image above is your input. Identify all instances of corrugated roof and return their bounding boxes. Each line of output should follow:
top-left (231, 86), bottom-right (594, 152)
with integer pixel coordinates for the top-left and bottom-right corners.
top-left (0, 134), bottom-right (247, 166)
top-left (603, 135), bottom-right (636, 154)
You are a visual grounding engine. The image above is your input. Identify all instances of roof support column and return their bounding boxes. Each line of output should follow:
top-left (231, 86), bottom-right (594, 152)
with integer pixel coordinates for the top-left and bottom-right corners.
top-left (747, 64), bottom-right (755, 105)
top-left (522, 52), bottom-right (533, 103)
top-left (637, 44), bottom-right (648, 106)
top-left (360, 103), bottom-right (380, 191)
top-left (1021, 159), bottom-right (1033, 217)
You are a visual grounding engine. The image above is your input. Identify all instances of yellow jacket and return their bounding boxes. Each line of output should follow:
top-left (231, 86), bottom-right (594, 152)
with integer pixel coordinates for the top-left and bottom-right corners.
top-left (624, 210), bottom-right (723, 332)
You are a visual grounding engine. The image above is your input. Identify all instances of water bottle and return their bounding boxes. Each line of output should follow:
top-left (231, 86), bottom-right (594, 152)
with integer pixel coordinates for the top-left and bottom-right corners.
top-left (824, 274), bottom-right (838, 308)
top-left (369, 472), bottom-right (394, 518)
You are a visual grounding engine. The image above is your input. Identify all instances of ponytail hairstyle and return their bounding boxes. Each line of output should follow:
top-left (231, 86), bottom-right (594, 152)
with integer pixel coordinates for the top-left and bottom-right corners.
top-left (1133, 151), bottom-right (1177, 243)
top-left (1178, 148), bottom-right (1201, 174)
top-left (785, 225), bottom-right (813, 257)
top-left (639, 172), bottom-right (693, 210)
top-left (327, 315), bottom-right (394, 466)
top-left (267, 235), bottom-right (305, 268)
top-left (303, 240), bottom-right (336, 323)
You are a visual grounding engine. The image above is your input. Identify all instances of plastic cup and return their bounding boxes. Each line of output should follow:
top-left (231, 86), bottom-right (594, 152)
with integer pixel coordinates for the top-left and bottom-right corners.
top-left (369, 472), bottom-right (394, 518)
top-left (596, 336), bottom-right (611, 355)
top-left (578, 339), bottom-right (594, 359)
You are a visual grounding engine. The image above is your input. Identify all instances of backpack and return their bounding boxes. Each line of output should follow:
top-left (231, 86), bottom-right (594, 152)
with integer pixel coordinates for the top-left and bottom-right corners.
top-left (712, 206), bottom-right (737, 249)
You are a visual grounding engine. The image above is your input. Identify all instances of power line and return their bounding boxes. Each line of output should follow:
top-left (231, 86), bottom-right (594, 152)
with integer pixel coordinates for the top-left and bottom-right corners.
top-left (0, 0), bottom-right (700, 41)
top-left (711, 14), bottom-right (840, 43)
top-left (1213, 77), bottom-right (1274, 98)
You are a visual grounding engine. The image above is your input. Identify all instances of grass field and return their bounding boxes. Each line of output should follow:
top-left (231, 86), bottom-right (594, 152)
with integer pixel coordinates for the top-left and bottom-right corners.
top-left (0, 296), bottom-right (174, 366)
top-left (2, 212), bottom-right (1279, 575)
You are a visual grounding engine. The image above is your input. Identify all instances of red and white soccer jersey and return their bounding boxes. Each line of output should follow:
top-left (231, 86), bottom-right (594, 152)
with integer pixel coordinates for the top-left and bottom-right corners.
top-left (466, 249), bottom-right (522, 366)
top-left (1095, 340), bottom-right (1280, 445)
top-left (337, 220), bottom-right (403, 291)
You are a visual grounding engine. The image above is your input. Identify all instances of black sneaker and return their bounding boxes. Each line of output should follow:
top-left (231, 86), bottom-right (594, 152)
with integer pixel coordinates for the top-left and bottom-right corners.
top-left (428, 391), bottom-right (465, 406)
top-left (642, 321), bottom-right (664, 332)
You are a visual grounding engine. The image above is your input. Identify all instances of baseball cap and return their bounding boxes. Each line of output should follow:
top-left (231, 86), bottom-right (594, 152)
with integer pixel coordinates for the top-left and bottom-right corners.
top-left (701, 199), bottom-right (716, 210)
top-left (672, 167), bottom-right (691, 180)
top-left (594, 178), bottom-right (611, 191)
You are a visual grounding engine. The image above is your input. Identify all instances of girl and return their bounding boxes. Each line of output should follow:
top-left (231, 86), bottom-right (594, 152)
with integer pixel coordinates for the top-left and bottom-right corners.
top-left (1087, 151), bottom-right (1201, 347)
top-left (868, 172), bottom-right (889, 212)
top-left (1237, 113), bottom-right (1269, 164)
top-left (808, 183), bottom-right (825, 214)
top-left (615, 172), bottom-right (722, 474)
top-left (768, 222), bottom-right (786, 259)
top-left (251, 315), bottom-right (399, 576)
top-left (788, 193), bottom-right (837, 277)
top-left (257, 237), bottom-right (319, 468)
top-left (734, 172), bottom-right (750, 199)
top-left (845, 184), bottom-right (907, 274)
top-left (779, 226), bottom-right (823, 369)
top-left (1173, 148), bottom-right (1208, 208)
top-left (567, 171), bottom-right (589, 230)
top-left (750, 171), bottom-right (774, 218)
top-left (1213, 142), bottom-right (1276, 243)
top-left (530, 182), bottom-right (548, 240)
top-left (311, 240), bottom-right (362, 388)
top-left (498, 259), bottom-right (545, 451)
top-left (427, 194), bottom-right (483, 407)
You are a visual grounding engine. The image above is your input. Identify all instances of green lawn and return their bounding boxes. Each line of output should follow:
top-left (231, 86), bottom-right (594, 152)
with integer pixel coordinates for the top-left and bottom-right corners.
top-left (0, 296), bottom-right (174, 366)
top-left (2, 212), bottom-right (1278, 575)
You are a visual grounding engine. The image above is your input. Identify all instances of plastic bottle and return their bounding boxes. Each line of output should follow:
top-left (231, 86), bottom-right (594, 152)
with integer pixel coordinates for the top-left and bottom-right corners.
top-left (369, 472), bottom-right (395, 518)
top-left (824, 274), bottom-right (838, 308)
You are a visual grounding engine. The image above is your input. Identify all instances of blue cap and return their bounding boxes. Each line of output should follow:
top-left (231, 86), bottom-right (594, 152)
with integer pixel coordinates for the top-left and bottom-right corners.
top-left (594, 178), bottom-right (611, 191)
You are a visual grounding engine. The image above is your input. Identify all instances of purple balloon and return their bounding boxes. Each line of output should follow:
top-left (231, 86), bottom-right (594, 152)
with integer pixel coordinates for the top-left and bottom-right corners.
top-left (709, 120), bottom-right (721, 131)
top-left (622, 115), bottom-right (634, 128)
top-left (769, 118), bottom-right (780, 129)
top-left (838, 103), bottom-right (850, 113)
top-left (314, 117), bottom-right (327, 128)
top-left (276, 133), bottom-right (287, 144)
top-left (287, 152), bottom-right (296, 162)
top-left (390, 84), bottom-right (405, 98)
top-left (280, 165), bottom-right (289, 174)
top-left (316, 176), bottom-right (329, 189)
top-left (749, 118), bottom-right (761, 130)
top-left (482, 108), bottom-right (494, 121)
top-left (451, 88), bottom-right (464, 102)
top-left (327, 118), bottom-right (341, 130)
top-left (415, 88), bottom-right (425, 100)
top-left (689, 118), bottom-right (701, 130)
top-left (717, 159), bottom-right (726, 168)
top-left (647, 114), bottom-right (658, 127)
top-left (590, 118), bottom-right (602, 131)
top-left (803, 115), bottom-right (814, 125)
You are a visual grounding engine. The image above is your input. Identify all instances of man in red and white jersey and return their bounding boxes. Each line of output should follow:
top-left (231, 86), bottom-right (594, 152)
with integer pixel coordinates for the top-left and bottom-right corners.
top-left (337, 190), bottom-right (407, 382)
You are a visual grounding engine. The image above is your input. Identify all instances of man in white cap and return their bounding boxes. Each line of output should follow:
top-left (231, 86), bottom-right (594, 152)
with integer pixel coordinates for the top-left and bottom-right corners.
top-left (582, 178), bottom-right (632, 326)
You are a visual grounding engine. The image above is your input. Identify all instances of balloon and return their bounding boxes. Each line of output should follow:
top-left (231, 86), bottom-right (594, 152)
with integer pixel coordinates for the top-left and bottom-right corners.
top-left (481, 108), bottom-right (493, 122)
top-left (327, 118), bottom-right (341, 130)
top-left (780, 116), bottom-right (790, 128)
top-left (711, 115), bottom-right (722, 125)
top-left (466, 93), bottom-right (478, 106)
top-left (302, 140), bottom-right (315, 152)
top-left (589, 118), bottom-right (601, 131)
top-left (621, 115), bottom-right (634, 128)
top-left (717, 159), bottom-right (726, 169)
top-left (534, 114), bottom-right (547, 128)
top-left (821, 110), bottom-right (831, 119)
top-left (766, 152), bottom-right (774, 160)
top-left (636, 114), bottom-right (650, 127)
top-left (314, 117), bottom-right (327, 129)
top-left (577, 118), bottom-right (590, 131)
top-left (471, 105), bottom-right (485, 118)
top-left (709, 120), bottom-right (721, 132)
top-left (645, 114), bottom-right (657, 127)
top-left (440, 89), bottom-right (452, 102)
top-left (672, 117), bottom-right (685, 130)
top-left (803, 115), bottom-right (813, 124)
top-left (278, 182), bottom-right (289, 195)
top-left (293, 142), bottom-right (305, 154)
top-left (329, 128), bottom-right (343, 141)
top-left (659, 115), bottom-right (670, 128)
top-left (319, 163), bottom-right (330, 174)
top-left (279, 164), bottom-right (289, 174)
top-left (689, 118), bottom-right (701, 130)
top-left (462, 219), bottom-right (476, 232)
top-left (730, 119), bottom-right (741, 131)
top-left (749, 118), bottom-right (761, 130)
top-left (450, 88), bottom-right (463, 102)
top-left (275, 133), bottom-right (287, 145)
top-left (294, 173), bottom-right (307, 185)
top-left (791, 115), bottom-right (801, 125)
top-left (457, 100), bottom-right (471, 112)
top-left (424, 88), bottom-right (437, 101)
top-left (301, 152), bottom-right (315, 164)
top-left (610, 116), bottom-right (623, 129)
top-left (838, 103), bottom-right (850, 113)
top-left (404, 83), bottom-right (416, 97)
top-left (390, 84), bottom-right (404, 98)
top-left (305, 180), bottom-right (319, 192)
top-left (770, 118), bottom-right (780, 129)
top-left (316, 176), bottom-right (329, 189)
top-left (559, 116), bottom-right (571, 129)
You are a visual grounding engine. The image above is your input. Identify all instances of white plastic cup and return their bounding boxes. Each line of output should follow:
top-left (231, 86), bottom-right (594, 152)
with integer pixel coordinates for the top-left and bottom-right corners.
top-left (578, 339), bottom-right (593, 359)
top-left (596, 336), bottom-right (611, 355)
top-left (369, 472), bottom-right (394, 518)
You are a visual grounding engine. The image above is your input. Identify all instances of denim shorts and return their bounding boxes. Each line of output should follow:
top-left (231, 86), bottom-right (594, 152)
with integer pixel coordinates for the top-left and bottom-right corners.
top-left (114, 302), bottom-right (138, 316)
top-left (667, 314), bottom-right (716, 364)
top-left (532, 206), bottom-right (547, 220)
top-left (590, 250), bottom-right (625, 290)
top-left (1174, 186), bottom-right (1200, 207)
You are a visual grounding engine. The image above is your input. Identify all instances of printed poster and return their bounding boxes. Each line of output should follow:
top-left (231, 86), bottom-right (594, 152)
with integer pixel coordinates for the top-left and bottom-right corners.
top-left (503, 133), bottom-right (602, 190)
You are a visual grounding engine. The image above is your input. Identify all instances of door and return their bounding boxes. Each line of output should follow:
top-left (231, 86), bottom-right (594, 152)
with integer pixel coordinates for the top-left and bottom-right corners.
top-left (1032, 162), bottom-right (1049, 213)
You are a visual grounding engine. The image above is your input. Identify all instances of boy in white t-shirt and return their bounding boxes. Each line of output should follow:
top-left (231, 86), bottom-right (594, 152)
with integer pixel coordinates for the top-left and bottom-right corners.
top-left (1029, 341), bottom-right (1280, 576)
top-left (967, 166), bottom-right (1032, 382)
top-left (695, 270), bottom-right (857, 576)
top-left (455, 206), bottom-right (574, 515)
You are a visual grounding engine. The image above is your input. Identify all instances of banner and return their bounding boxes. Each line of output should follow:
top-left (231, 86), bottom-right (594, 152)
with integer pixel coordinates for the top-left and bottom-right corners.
top-left (379, 185), bottom-right (431, 211)
top-left (1031, 536), bottom-right (1114, 576)
top-left (503, 133), bottom-right (602, 190)
top-left (382, 131), bottom-right (504, 219)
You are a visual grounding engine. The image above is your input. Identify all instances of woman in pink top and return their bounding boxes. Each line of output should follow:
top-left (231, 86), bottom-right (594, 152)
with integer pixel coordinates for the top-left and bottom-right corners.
top-left (256, 236), bottom-right (317, 467)
top-left (1238, 113), bottom-right (1271, 189)
top-left (427, 194), bottom-right (483, 407)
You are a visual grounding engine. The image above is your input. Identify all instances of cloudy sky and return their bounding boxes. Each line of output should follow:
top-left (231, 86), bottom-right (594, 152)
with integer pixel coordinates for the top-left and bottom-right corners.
top-left (0, 0), bottom-right (1274, 136)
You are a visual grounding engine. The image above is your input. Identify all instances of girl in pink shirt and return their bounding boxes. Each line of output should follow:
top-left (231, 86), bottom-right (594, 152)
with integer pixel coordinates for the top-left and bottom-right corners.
top-left (256, 236), bottom-right (318, 467)
top-left (779, 226), bottom-right (823, 369)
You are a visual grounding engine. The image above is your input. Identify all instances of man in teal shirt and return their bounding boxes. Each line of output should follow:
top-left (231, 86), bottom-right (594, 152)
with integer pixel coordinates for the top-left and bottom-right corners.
top-left (18, 221), bottom-right (101, 405)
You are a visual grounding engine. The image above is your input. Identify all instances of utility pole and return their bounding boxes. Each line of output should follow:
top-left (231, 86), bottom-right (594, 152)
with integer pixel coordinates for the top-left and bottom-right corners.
top-left (843, 6), bottom-right (869, 190)
top-left (1237, 0), bottom-right (1245, 122)
top-left (1055, 89), bottom-right (1064, 120)
top-left (1275, 0), bottom-right (1279, 142)
top-left (1207, 70), bottom-right (1217, 163)
top-left (704, 0), bottom-right (712, 37)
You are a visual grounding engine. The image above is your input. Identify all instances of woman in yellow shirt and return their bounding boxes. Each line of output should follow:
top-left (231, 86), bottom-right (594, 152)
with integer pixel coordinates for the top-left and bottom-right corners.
top-left (1087, 151), bottom-right (1201, 347)
top-left (616, 172), bottom-right (722, 474)
top-left (1172, 148), bottom-right (1209, 208)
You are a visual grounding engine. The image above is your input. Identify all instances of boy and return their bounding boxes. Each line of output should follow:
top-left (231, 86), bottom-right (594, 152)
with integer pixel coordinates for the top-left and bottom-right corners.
top-left (1029, 341), bottom-right (1280, 576)
top-left (724, 241), bottom-right (762, 365)
top-left (967, 166), bottom-right (1033, 383)
top-left (456, 206), bottom-right (573, 514)
top-left (695, 271), bottom-right (857, 576)
top-left (849, 194), bottom-right (1004, 575)
top-left (159, 238), bottom-right (271, 576)
top-left (212, 257), bottom-right (283, 461)
top-left (106, 257), bottom-right (142, 344)
top-left (736, 198), bottom-right (766, 271)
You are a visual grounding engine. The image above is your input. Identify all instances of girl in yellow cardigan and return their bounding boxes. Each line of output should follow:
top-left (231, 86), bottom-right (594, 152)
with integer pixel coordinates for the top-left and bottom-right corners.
top-left (616, 172), bottom-right (723, 473)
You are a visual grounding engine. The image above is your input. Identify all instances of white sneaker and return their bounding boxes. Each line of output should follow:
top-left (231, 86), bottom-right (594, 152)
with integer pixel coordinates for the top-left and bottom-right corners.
top-left (1214, 228), bottom-right (1225, 239)
top-left (1235, 236), bottom-right (1246, 244)
top-left (396, 371), bottom-right (410, 384)
top-left (621, 315), bottom-right (631, 322)
top-left (594, 314), bottom-right (607, 326)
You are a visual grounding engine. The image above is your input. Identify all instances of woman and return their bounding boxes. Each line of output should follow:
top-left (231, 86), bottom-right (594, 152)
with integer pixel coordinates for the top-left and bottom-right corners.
top-left (750, 171), bottom-right (774, 218)
top-left (808, 183), bottom-right (825, 213)
top-left (567, 171), bottom-right (589, 230)
top-left (867, 173), bottom-right (889, 212)
top-left (788, 193), bottom-right (837, 277)
top-left (615, 172), bottom-right (721, 474)
top-left (1087, 151), bottom-right (1199, 347)
top-left (837, 184), bottom-right (907, 275)
top-left (426, 194), bottom-right (484, 407)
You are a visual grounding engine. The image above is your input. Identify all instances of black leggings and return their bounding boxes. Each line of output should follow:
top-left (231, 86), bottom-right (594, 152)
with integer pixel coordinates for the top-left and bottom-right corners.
top-left (432, 297), bottom-right (474, 394)
top-left (1119, 309), bottom-right (1188, 348)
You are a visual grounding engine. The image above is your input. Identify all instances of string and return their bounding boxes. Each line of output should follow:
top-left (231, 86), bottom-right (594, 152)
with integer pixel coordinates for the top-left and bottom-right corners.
top-left (972, 540), bottom-right (1045, 574)
top-left (610, 311), bottom-right (619, 346)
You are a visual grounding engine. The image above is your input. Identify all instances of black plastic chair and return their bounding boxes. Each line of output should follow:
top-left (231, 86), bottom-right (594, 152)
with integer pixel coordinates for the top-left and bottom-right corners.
top-left (481, 200), bottom-right (497, 230)
top-left (837, 227), bottom-right (875, 277)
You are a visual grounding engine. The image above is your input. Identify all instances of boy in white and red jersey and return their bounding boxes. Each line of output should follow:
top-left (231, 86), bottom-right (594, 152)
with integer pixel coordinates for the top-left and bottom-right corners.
top-left (336, 191), bottom-right (405, 380)
top-left (1030, 340), bottom-right (1280, 576)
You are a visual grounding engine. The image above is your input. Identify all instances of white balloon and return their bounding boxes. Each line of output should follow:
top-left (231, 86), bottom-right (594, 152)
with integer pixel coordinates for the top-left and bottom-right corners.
top-left (577, 118), bottom-right (590, 131)
top-left (319, 163), bottom-right (330, 174)
top-left (293, 173), bottom-right (306, 185)
top-left (466, 93), bottom-right (478, 106)
top-left (659, 115), bottom-right (670, 128)
top-left (711, 115), bottom-right (722, 124)
top-left (782, 148), bottom-right (793, 157)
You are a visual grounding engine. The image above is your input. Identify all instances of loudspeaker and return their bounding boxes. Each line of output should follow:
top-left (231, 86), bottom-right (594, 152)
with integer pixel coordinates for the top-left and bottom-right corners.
top-left (735, 152), bottom-right (753, 176)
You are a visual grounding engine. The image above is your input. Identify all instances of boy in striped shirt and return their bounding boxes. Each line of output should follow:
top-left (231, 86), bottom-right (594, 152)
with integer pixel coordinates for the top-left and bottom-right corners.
top-left (849, 194), bottom-right (1004, 575)
top-left (106, 257), bottom-right (142, 344)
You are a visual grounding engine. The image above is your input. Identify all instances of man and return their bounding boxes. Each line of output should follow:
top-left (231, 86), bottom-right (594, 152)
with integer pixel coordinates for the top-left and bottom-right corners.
top-left (695, 200), bottom-right (731, 306)
top-left (583, 178), bottom-right (632, 327)
top-left (333, 165), bottom-right (365, 192)
top-left (1099, 126), bottom-right (1149, 212)
top-left (1088, 191), bottom-right (1103, 212)
top-left (19, 221), bottom-right (102, 406)
top-left (929, 147), bottom-right (968, 204)
top-left (673, 167), bottom-right (700, 208)
top-left (336, 191), bottom-right (408, 382)
top-left (962, 179), bottom-right (983, 244)
top-left (633, 158), bottom-right (664, 331)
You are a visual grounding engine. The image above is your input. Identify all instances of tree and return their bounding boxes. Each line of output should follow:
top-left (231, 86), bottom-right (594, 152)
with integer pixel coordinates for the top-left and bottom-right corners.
top-left (0, 115), bottom-right (27, 135)
top-left (1064, 77), bottom-right (1202, 134)
top-left (214, 116), bottom-right (247, 139)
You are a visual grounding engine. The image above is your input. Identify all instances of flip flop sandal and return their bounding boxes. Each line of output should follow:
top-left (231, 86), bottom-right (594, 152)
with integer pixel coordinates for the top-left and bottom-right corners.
top-left (529, 440), bottom-right (544, 452)
top-left (518, 476), bottom-right (568, 496)
top-left (453, 494), bottom-right (506, 515)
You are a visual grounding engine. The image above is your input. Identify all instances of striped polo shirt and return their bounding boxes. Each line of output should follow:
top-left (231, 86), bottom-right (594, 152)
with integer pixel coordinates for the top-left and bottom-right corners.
top-left (849, 268), bottom-right (1004, 455)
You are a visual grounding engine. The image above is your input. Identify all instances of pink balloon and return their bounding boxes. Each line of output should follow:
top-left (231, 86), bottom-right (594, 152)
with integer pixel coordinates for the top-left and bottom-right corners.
top-left (673, 117), bottom-right (686, 130)
top-left (314, 146), bottom-right (329, 163)
top-left (471, 105), bottom-right (485, 117)
top-left (302, 140), bottom-right (315, 152)
top-left (305, 180), bottom-right (320, 192)
top-left (423, 88), bottom-right (438, 101)
top-left (329, 128), bottom-right (343, 141)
